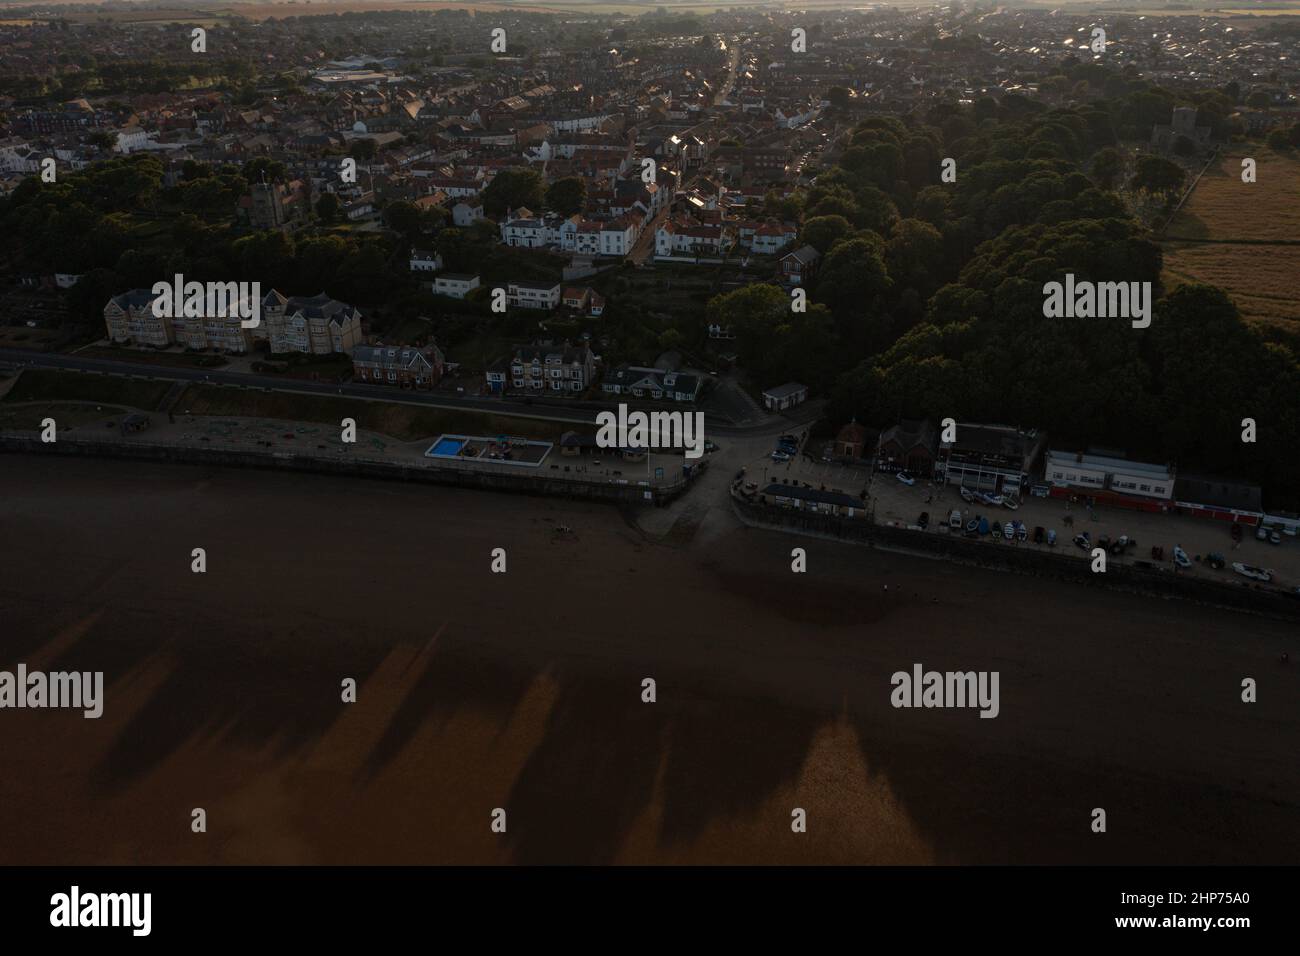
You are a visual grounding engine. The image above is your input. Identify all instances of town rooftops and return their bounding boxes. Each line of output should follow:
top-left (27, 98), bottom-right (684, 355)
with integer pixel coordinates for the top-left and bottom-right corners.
top-left (762, 483), bottom-right (862, 509)
top-left (352, 344), bottom-right (438, 369)
top-left (942, 423), bottom-right (1042, 459)
top-left (513, 342), bottom-right (590, 365)
top-left (1045, 449), bottom-right (1172, 479)
top-left (762, 382), bottom-right (808, 400)
top-left (782, 244), bottom-right (820, 265)
top-left (274, 291), bottom-right (359, 322)
top-left (108, 288), bottom-right (160, 310)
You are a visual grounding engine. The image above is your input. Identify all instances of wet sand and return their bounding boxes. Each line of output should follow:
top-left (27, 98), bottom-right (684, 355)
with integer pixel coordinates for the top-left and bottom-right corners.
top-left (1, 455), bottom-right (1297, 865)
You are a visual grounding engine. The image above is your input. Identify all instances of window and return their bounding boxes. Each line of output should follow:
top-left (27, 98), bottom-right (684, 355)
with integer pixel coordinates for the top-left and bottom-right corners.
top-left (1139, 484), bottom-right (1151, 492)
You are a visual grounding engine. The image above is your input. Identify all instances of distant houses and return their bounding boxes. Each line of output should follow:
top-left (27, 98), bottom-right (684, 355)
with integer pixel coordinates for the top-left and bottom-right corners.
top-left (352, 343), bottom-right (444, 389)
top-left (103, 287), bottom-right (363, 356)
top-left (779, 245), bottom-right (820, 286)
top-left (506, 279), bottom-right (562, 310)
top-left (485, 341), bottom-right (595, 395)
top-left (434, 273), bottom-right (480, 300)
top-left (601, 365), bottom-right (702, 403)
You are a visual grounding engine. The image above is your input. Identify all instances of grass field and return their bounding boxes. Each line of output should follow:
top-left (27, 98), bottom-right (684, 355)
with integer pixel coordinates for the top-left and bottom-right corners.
top-left (76, 347), bottom-right (229, 370)
top-left (1162, 147), bottom-right (1300, 343)
top-left (175, 383), bottom-right (567, 442)
top-left (1166, 147), bottom-right (1300, 242)
top-left (0, 402), bottom-right (127, 431)
top-left (2, 370), bottom-right (172, 410)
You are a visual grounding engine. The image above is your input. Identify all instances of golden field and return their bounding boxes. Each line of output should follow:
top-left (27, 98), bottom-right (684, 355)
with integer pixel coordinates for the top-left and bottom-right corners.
top-left (1163, 147), bottom-right (1300, 340)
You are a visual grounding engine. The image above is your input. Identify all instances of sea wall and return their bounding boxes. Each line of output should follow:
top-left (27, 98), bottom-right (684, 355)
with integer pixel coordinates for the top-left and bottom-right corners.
top-left (731, 497), bottom-right (1300, 619)
top-left (0, 434), bottom-right (692, 507)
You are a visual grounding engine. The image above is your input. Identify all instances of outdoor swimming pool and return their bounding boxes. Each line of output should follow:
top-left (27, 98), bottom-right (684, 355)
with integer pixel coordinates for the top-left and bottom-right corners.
top-left (429, 436), bottom-right (466, 458)
top-left (424, 434), bottom-right (553, 467)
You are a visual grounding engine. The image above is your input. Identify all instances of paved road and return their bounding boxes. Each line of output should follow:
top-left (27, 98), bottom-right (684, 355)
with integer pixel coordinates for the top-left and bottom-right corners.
top-left (0, 347), bottom-right (794, 437)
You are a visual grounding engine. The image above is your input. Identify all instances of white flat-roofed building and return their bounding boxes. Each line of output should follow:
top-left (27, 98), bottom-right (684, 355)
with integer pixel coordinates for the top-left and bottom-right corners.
top-left (507, 280), bottom-right (561, 310)
top-left (1044, 449), bottom-right (1174, 500)
top-left (434, 273), bottom-right (480, 299)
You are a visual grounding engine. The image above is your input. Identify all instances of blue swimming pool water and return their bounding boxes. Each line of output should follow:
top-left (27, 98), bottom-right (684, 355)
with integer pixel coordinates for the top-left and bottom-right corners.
top-left (431, 437), bottom-right (465, 457)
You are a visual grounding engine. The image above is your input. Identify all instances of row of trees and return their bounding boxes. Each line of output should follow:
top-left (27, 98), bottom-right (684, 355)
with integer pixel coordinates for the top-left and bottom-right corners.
top-left (711, 86), bottom-right (1299, 496)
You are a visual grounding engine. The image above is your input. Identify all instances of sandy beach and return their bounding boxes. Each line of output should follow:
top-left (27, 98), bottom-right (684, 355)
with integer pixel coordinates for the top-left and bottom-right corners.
top-left (1, 454), bottom-right (1297, 865)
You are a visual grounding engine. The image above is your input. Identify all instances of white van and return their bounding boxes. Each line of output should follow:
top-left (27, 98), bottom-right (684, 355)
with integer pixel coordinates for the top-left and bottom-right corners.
top-left (949, 509), bottom-right (962, 529)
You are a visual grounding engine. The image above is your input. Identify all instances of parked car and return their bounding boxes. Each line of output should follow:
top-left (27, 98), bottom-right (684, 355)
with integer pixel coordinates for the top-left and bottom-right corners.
top-left (965, 515), bottom-right (980, 536)
top-left (1206, 552), bottom-right (1226, 570)
top-left (959, 486), bottom-right (977, 503)
top-left (1016, 522), bottom-right (1028, 542)
top-left (949, 509), bottom-right (963, 529)
top-left (1232, 562), bottom-right (1273, 582)
top-left (1173, 546), bottom-right (1192, 569)
top-left (1047, 529), bottom-right (1057, 546)
top-left (1073, 531), bottom-right (1091, 550)
top-left (1031, 483), bottom-right (1051, 498)
top-left (1256, 525), bottom-right (1269, 541)
top-left (1002, 496), bottom-right (1020, 511)
top-left (992, 520), bottom-right (1003, 537)
top-left (896, 471), bottom-right (916, 486)
top-left (918, 511), bottom-right (930, 530)
top-left (1003, 521), bottom-right (1015, 540)
top-left (977, 516), bottom-right (989, 535)
top-left (1269, 530), bottom-right (1282, 545)
top-left (1033, 526), bottom-right (1045, 544)
top-left (771, 451), bottom-right (790, 462)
